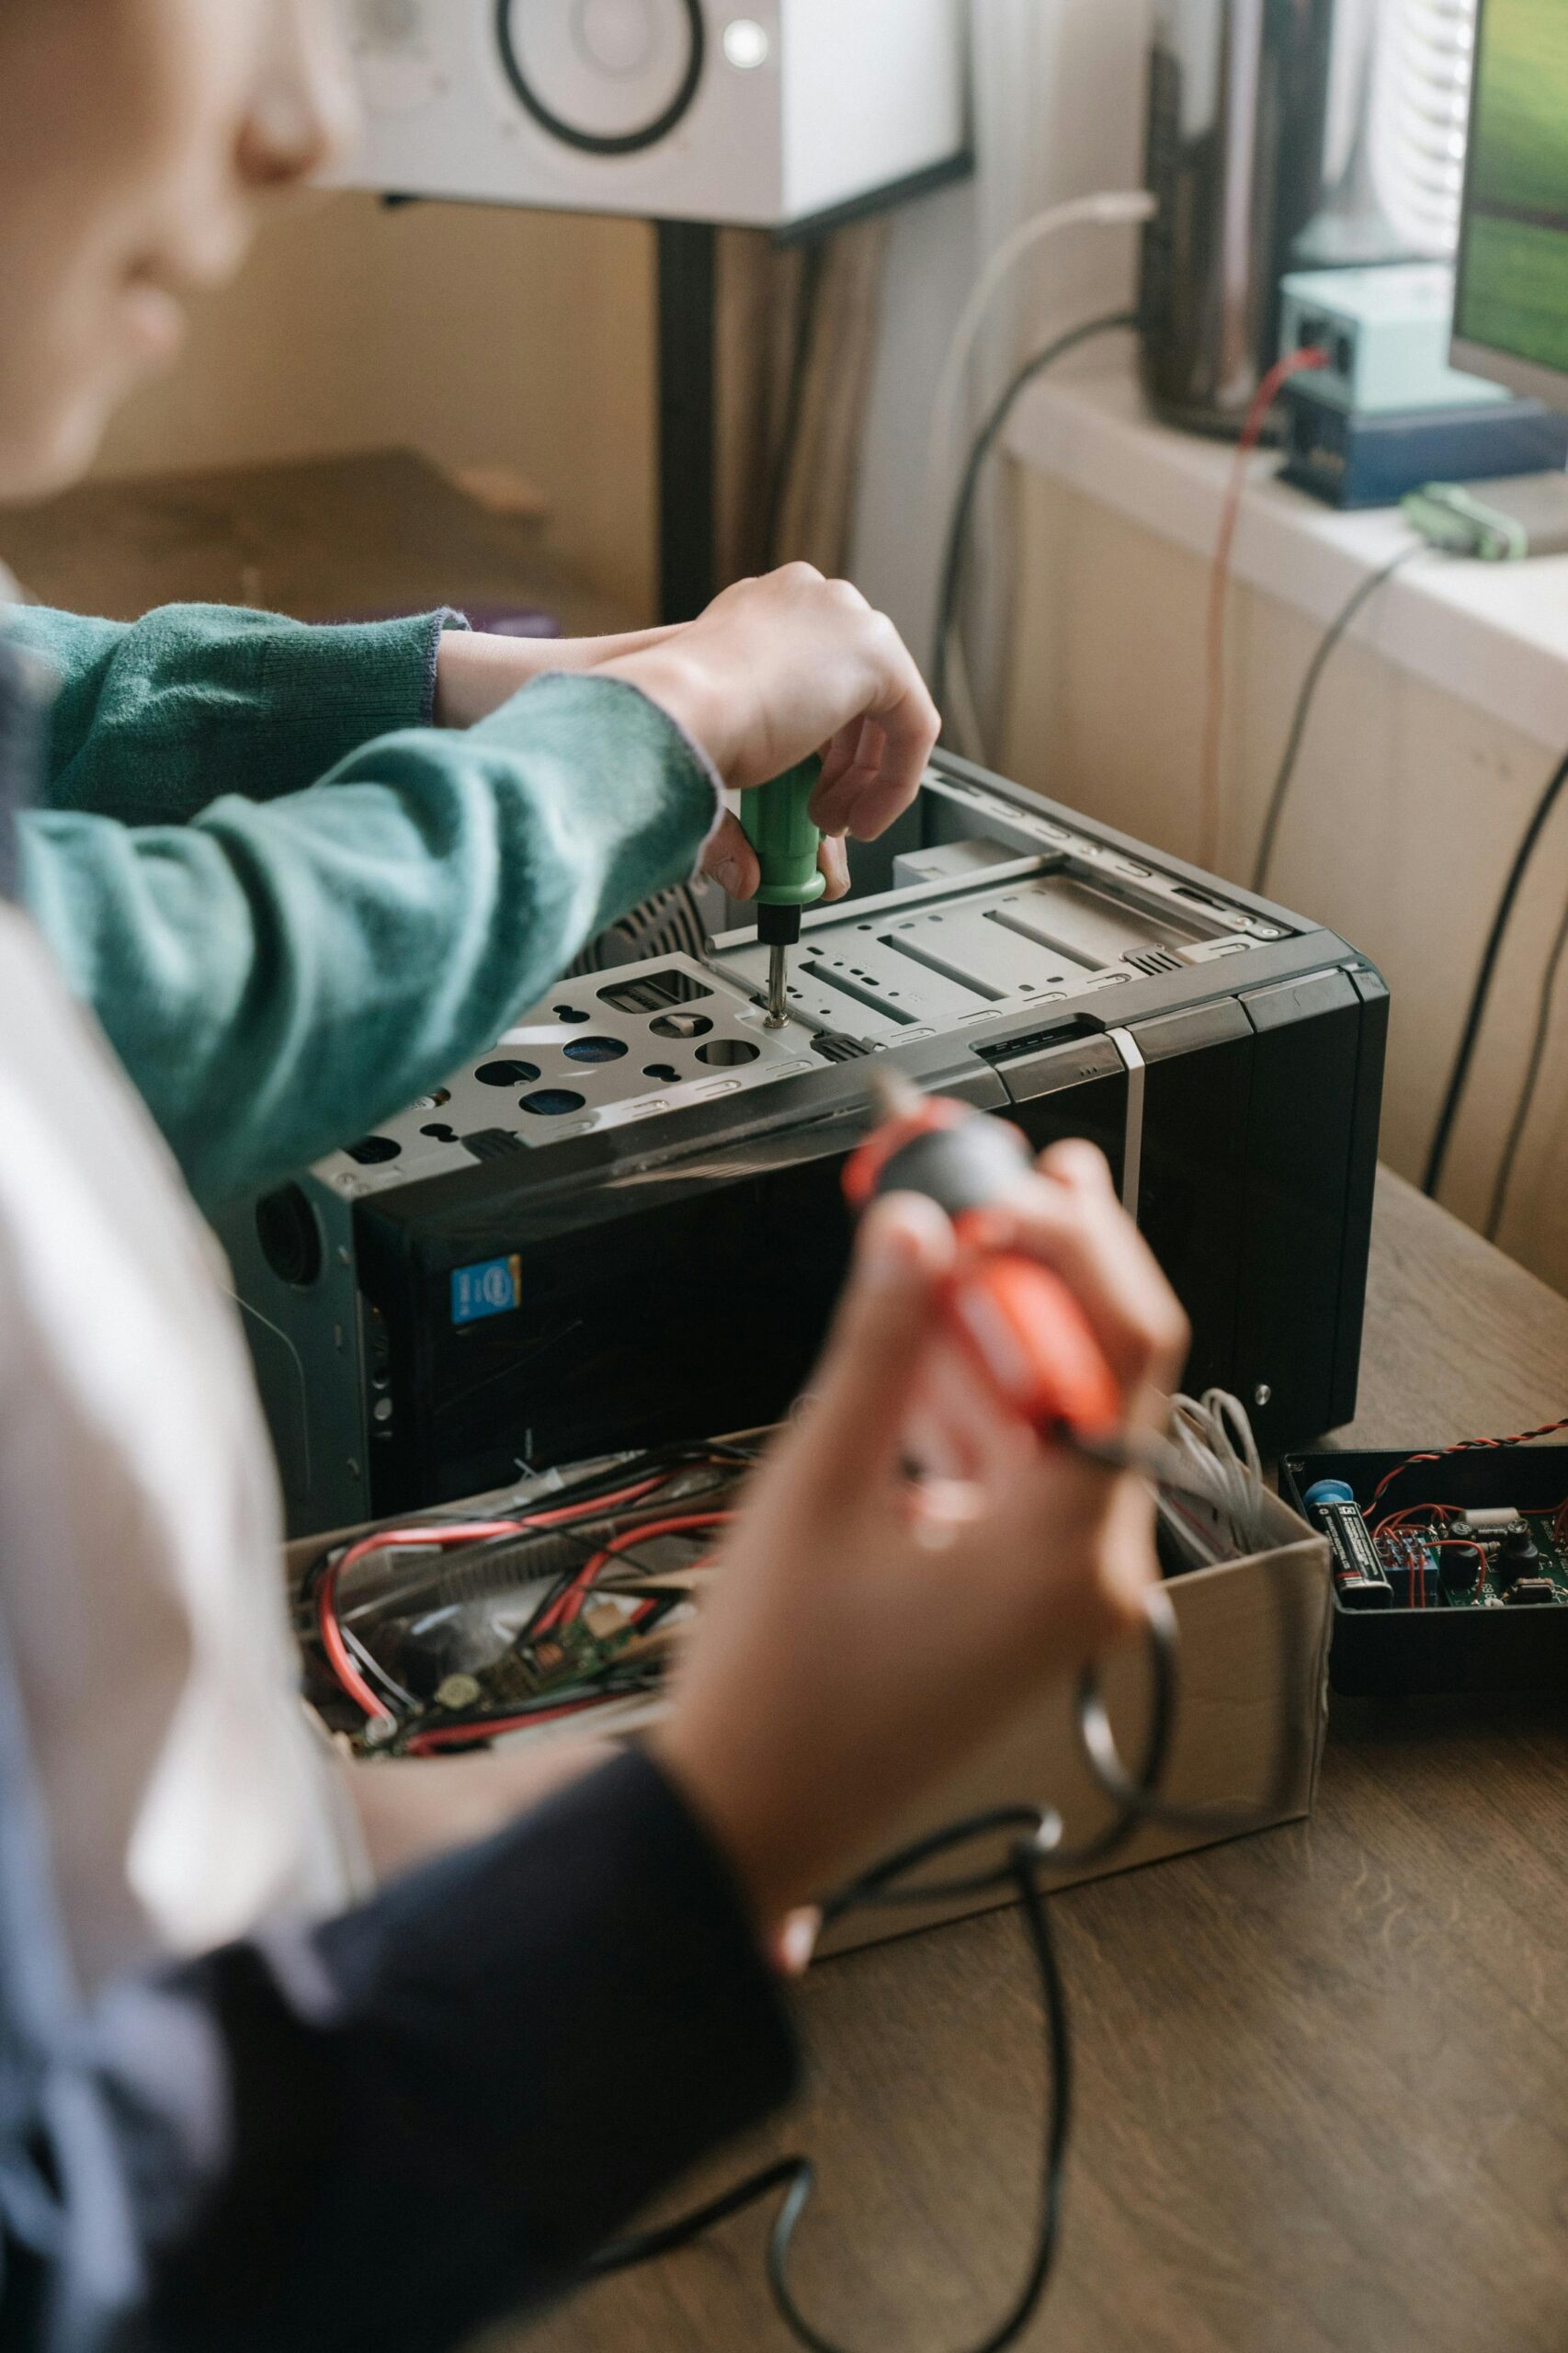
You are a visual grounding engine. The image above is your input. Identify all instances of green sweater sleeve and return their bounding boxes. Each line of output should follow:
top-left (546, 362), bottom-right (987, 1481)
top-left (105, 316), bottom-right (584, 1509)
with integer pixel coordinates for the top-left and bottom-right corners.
top-left (19, 674), bottom-right (721, 1211)
top-left (5, 601), bottom-right (459, 822)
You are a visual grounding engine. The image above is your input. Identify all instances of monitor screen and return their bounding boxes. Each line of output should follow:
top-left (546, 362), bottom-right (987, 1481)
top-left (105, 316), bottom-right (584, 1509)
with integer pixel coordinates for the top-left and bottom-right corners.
top-left (1454, 0), bottom-right (1568, 405)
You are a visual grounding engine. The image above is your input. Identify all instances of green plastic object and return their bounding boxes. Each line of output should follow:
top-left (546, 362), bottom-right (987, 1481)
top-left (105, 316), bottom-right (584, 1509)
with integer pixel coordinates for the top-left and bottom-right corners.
top-left (742, 759), bottom-right (826, 911)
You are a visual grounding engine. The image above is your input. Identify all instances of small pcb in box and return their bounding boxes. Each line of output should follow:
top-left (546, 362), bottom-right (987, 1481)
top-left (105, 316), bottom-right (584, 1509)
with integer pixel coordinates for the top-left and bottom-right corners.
top-left (1283, 1444), bottom-right (1568, 1697)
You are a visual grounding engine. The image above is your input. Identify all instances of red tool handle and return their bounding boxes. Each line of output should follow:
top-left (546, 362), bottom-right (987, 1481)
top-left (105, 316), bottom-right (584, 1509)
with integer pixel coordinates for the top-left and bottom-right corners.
top-left (946, 1222), bottom-right (1121, 1438)
top-left (844, 1091), bottom-right (1123, 1441)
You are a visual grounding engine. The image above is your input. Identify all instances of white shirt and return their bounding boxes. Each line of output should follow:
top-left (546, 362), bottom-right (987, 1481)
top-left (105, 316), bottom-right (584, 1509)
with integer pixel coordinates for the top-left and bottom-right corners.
top-left (0, 897), bottom-right (362, 1994)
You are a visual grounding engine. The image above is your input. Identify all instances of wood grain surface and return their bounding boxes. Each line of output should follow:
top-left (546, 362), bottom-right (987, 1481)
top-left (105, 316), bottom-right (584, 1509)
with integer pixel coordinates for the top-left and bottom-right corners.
top-left (510, 1170), bottom-right (1568, 2353)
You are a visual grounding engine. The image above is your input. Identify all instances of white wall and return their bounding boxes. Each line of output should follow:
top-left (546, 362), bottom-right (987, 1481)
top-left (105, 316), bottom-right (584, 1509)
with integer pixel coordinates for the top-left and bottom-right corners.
top-left (851, 0), bottom-right (1151, 688)
top-left (1003, 465), bottom-right (1568, 1295)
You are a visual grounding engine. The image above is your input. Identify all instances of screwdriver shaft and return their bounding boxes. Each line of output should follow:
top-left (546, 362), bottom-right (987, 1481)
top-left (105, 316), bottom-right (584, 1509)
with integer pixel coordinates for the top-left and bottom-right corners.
top-left (766, 943), bottom-right (790, 1029)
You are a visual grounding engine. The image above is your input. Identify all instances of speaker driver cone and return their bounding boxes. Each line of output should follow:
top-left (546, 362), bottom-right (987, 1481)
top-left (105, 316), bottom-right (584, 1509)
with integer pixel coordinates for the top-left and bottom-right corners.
top-left (496, 0), bottom-right (705, 155)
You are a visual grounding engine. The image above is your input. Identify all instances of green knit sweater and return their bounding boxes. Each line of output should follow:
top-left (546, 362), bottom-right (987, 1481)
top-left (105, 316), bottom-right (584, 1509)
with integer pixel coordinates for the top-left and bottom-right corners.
top-left (6, 604), bottom-right (720, 1209)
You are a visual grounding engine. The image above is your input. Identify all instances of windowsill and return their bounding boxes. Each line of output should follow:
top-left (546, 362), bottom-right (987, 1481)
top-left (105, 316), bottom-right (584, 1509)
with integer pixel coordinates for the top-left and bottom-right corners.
top-left (1006, 344), bottom-right (1568, 747)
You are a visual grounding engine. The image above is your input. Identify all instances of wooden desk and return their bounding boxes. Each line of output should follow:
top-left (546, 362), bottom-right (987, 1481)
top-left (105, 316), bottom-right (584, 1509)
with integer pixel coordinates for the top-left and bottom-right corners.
top-left (519, 1171), bottom-right (1568, 2353)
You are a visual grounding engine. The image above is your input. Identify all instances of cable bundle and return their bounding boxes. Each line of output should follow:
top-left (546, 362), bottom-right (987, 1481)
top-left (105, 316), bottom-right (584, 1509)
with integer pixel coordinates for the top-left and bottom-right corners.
top-left (301, 1442), bottom-right (759, 1757)
top-left (1163, 1388), bottom-right (1272, 1563)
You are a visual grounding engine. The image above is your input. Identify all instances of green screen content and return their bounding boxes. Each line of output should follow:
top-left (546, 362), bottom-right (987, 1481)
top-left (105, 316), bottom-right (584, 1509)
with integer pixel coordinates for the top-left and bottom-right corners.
top-left (1458, 0), bottom-right (1568, 381)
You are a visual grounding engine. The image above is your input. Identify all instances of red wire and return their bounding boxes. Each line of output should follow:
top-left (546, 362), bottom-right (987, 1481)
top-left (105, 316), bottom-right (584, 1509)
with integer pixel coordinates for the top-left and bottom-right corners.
top-left (315, 1478), bottom-right (737, 1728)
top-left (1370, 1417), bottom-right (1568, 1511)
top-left (406, 1697), bottom-right (613, 1756)
top-left (1199, 347), bottom-right (1327, 872)
top-left (516, 1476), bottom-right (667, 1528)
top-left (319, 1520), bottom-right (528, 1730)
top-left (316, 1483), bottom-right (676, 1726)
top-left (316, 1559), bottom-right (395, 1726)
top-left (536, 1512), bottom-right (733, 1636)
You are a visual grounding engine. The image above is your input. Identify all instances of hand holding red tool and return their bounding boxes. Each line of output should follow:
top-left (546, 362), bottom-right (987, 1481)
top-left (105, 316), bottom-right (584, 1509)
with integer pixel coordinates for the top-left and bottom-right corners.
top-left (844, 1077), bottom-right (1124, 1444)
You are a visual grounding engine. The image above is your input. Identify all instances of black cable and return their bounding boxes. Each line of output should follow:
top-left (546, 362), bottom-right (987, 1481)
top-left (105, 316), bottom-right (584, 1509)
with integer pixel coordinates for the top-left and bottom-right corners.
top-left (931, 313), bottom-right (1137, 722)
top-left (590, 1815), bottom-right (1070, 2353)
top-left (1250, 543), bottom-right (1430, 896)
top-left (1424, 744), bottom-right (1568, 1199)
top-left (586, 1580), bottom-right (1302, 2353)
top-left (1484, 887), bottom-right (1568, 1242)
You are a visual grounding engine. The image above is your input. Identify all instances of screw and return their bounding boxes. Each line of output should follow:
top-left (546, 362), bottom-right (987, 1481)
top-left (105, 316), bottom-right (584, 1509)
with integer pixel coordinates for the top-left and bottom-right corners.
top-left (1254, 1383), bottom-right (1273, 1409)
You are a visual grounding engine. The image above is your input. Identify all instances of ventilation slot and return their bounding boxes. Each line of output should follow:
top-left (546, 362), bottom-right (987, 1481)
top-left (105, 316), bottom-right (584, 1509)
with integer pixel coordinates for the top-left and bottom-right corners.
top-left (979, 1016), bottom-right (1102, 1067)
top-left (1127, 949), bottom-right (1183, 978)
top-left (570, 887), bottom-right (709, 974)
top-left (597, 969), bottom-right (713, 1016)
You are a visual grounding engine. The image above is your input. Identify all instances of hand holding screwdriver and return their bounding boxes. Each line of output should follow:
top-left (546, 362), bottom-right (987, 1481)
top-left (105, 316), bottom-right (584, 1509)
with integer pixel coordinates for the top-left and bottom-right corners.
top-left (654, 1131), bottom-right (1188, 1932)
top-left (597, 563), bottom-right (940, 902)
top-left (743, 759), bottom-right (825, 1027)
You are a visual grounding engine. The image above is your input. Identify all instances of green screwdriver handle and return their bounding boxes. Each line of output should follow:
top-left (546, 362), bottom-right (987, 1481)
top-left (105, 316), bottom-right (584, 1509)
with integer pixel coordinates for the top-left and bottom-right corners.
top-left (743, 758), bottom-right (827, 912)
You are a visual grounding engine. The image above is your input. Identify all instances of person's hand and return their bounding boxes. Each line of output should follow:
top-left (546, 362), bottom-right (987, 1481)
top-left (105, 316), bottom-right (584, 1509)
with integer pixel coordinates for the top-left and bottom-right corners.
top-left (433, 601), bottom-right (885, 904)
top-left (597, 565), bottom-right (941, 900)
top-left (652, 1141), bottom-right (1188, 1936)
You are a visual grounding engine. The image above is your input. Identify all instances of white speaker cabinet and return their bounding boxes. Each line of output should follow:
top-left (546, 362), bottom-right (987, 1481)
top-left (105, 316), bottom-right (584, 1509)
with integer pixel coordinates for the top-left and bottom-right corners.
top-left (335, 0), bottom-right (971, 231)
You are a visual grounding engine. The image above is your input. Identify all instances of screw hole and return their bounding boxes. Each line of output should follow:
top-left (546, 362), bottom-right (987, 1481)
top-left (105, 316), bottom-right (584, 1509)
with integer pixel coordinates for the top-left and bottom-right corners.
top-left (519, 1089), bottom-right (587, 1118)
top-left (563, 1036), bottom-right (629, 1065)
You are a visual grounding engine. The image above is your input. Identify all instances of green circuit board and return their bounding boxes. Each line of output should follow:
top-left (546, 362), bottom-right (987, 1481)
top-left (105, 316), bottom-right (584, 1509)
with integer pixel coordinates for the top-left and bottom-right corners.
top-left (1375, 1513), bottom-right (1568, 1611)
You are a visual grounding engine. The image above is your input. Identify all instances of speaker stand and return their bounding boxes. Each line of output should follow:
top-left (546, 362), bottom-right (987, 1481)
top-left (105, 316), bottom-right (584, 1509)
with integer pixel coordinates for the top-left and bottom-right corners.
top-left (656, 220), bottom-right (720, 623)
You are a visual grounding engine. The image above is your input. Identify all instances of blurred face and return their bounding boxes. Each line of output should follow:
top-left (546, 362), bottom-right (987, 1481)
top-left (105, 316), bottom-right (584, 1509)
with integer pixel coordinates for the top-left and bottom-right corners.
top-left (0, 0), bottom-right (358, 501)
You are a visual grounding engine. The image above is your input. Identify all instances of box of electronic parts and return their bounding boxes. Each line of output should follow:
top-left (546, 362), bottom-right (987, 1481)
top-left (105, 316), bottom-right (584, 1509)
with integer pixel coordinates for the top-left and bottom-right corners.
top-left (1283, 1447), bottom-right (1568, 1699)
top-left (822, 1488), bottom-right (1331, 1955)
top-left (289, 1477), bottom-right (1333, 1957)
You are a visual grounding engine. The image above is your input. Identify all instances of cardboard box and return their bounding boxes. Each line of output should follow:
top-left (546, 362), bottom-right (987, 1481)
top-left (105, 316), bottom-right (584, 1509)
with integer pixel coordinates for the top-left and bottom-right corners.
top-left (289, 1487), bottom-right (1332, 1957)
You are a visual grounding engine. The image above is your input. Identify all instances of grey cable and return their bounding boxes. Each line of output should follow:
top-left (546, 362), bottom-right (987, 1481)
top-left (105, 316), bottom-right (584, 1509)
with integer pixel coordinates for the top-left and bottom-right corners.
top-left (1251, 542), bottom-right (1430, 896)
top-left (1485, 887), bottom-right (1568, 1242)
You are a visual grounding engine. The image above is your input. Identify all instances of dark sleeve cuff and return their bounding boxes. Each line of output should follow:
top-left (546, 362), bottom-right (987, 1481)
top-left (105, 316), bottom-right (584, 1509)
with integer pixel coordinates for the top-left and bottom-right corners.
top-left (315, 1742), bottom-right (798, 2255)
top-left (128, 1748), bottom-right (797, 2351)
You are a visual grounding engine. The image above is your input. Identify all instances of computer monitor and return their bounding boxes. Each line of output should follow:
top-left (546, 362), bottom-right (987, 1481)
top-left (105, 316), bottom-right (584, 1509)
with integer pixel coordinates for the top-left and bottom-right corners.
top-left (1453, 0), bottom-right (1568, 407)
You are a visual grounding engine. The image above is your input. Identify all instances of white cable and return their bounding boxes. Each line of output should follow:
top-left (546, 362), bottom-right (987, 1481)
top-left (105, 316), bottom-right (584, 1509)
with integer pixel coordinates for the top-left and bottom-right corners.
top-left (926, 190), bottom-right (1158, 488)
top-left (1165, 1390), bottom-right (1272, 1561)
top-left (925, 190), bottom-right (1156, 756)
top-left (943, 624), bottom-right (990, 766)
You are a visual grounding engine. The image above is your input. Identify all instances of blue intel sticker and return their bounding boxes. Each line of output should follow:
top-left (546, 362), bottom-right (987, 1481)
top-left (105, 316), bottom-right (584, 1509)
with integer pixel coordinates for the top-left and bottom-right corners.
top-left (451, 1255), bottom-right (521, 1326)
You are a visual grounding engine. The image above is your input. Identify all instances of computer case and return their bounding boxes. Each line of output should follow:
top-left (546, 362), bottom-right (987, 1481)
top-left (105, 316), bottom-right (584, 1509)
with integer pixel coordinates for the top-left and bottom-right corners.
top-left (220, 755), bottom-right (1388, 1536)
